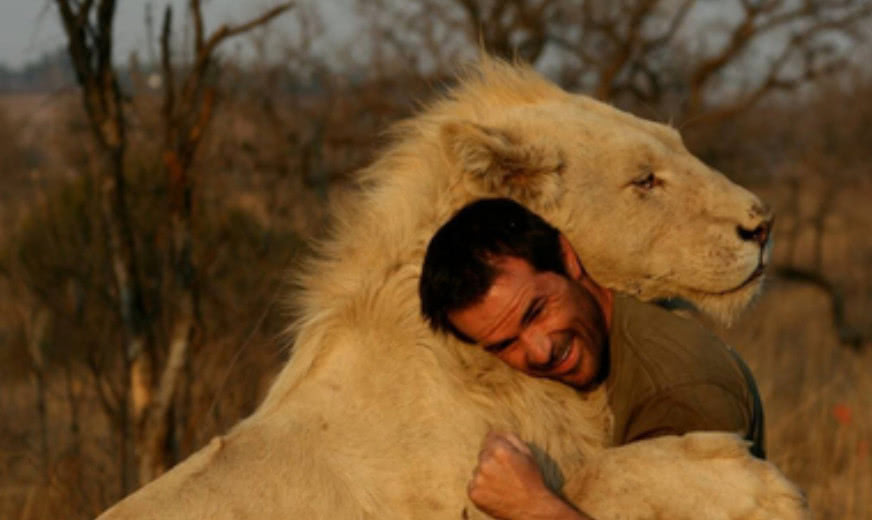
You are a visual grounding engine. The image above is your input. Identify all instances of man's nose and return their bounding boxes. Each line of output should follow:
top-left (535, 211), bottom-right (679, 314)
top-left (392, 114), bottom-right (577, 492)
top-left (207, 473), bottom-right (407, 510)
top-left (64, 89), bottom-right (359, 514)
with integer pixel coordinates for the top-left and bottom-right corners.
top-left (521, 330), bottom-right (551, 368)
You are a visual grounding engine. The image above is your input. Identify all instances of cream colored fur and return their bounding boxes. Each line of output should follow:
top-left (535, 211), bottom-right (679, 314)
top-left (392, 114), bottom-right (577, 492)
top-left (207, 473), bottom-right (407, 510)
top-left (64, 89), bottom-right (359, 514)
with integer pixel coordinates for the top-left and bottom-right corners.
top-left (96, 60), bottom-right (806, 520)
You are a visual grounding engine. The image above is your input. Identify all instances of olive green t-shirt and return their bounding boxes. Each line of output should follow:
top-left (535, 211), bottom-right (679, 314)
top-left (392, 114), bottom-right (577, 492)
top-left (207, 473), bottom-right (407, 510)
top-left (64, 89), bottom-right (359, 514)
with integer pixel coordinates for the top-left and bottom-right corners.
top-left (605, 295), bottom-right (765, 458)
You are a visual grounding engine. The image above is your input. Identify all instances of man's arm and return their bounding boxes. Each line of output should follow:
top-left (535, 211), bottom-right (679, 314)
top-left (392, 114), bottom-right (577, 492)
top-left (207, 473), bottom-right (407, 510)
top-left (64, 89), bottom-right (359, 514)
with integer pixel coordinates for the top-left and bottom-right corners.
top-left (468, 432), bottom-right (595, 520)
top-left (620, 384), bottom-right (763, 457)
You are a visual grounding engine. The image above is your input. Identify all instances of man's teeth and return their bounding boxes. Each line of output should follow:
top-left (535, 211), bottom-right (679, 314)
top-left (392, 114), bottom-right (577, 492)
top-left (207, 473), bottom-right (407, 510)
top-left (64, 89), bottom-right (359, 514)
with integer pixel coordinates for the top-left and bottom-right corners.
top-left (554, 341), bottom-right (570, 367)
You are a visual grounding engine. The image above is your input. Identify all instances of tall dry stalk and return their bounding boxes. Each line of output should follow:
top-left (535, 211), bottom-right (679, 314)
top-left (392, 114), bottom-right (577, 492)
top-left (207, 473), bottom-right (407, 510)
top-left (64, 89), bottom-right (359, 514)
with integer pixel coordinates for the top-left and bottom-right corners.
top-left (55, 1), bottom-right (151, 492)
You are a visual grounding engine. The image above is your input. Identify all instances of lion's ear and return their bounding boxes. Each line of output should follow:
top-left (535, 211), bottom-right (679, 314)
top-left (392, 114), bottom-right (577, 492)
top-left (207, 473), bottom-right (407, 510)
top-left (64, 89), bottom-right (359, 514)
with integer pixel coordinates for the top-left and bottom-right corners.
top-left (440, 120), bottom-right (565, 205)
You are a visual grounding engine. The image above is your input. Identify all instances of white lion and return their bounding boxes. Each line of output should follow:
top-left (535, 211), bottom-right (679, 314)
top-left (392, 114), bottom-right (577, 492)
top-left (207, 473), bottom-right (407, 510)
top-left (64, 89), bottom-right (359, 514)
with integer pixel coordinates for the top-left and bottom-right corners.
top-left (96, 59), bottom-right (807, 519)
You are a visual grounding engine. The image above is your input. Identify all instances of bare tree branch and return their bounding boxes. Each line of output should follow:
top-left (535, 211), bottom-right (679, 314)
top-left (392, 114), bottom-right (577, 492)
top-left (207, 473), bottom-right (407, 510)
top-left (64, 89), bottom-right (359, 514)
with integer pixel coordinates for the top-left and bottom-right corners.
top-left (594, 0), bottom-right (661, 99)
top-left (55, 0), bottom-right (159, 494)
top-left (190, 0), bottom-right (204, 53)
top-left (200, 2), bottom-right (293, 58)
top-left (161, 5), bottom-right (176, 148)
top-left (642, 0), bottom-right (695, 52)
top-left (686, 0), bottom-right (872, 124)
top-left (451, 0), bottom-right (555, 62)
top-left (134, 0), bottom-right (294, 484)
top-left (181, 2), bottom-right (292, 113)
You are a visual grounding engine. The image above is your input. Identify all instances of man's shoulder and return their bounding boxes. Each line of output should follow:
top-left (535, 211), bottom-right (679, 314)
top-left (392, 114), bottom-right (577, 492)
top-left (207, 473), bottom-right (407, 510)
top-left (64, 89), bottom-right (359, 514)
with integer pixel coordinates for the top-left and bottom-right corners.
top-left (607, 294), bottom-right (761, 449)
top-left (612, 294), bottom-right (725, 351)
top-left (610, 294), bottom-right (742, 388)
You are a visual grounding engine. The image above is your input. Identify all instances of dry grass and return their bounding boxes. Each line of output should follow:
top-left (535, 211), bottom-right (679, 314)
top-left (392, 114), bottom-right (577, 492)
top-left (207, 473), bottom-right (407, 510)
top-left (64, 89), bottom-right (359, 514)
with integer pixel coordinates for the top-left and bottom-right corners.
top-left (724, 283), bottom-right (872, 519)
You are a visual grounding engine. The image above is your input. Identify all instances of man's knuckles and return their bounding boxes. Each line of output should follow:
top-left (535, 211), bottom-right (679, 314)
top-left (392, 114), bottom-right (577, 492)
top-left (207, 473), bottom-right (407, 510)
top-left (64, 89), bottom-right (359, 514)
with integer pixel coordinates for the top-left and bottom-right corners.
top-left (475, 456), bottom-right (506, 478)
top-left (481, 431), bottom-right (503, 448)
top-left (491, 438), bottom-right (517, 455)
top-left (468, 471), bottom-right (485, 491)
top-left (503, 433), bottom-right (532, 455)
top-left (478, 445), bottom-right (517, 471)
top-left (467, 474), bottom-right (499, 506)
top-left (477, 447), bottom-right (502, 467)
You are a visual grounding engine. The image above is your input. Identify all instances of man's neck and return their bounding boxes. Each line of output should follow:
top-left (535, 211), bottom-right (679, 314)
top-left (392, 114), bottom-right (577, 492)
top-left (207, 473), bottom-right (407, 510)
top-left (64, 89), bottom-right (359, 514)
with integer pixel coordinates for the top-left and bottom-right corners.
top-left (598, 286), bottom-right (614, 331)
top-left (578, 276), bottom-right (614, 332)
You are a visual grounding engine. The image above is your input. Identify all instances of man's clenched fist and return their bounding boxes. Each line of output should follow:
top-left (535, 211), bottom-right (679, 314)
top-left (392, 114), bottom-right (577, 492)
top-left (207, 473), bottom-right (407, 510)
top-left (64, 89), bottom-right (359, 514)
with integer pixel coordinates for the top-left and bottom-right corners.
top-left (467, 432), bottom-right (589, 520)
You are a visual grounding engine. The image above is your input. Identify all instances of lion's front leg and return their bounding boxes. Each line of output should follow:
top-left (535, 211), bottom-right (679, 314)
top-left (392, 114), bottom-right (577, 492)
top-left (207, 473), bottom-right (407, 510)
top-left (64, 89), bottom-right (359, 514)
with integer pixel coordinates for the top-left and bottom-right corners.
top-left (561, 432), bottom-right (809, 520)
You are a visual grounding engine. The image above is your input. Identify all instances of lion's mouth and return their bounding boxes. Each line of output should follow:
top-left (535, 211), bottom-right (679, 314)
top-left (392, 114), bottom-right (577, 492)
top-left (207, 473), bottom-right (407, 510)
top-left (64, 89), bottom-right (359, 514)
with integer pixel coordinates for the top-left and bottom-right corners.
top-left (715, 262), bottom-right (766, 295)
top-left (715, 234), bottom-right (773, 295)
top-left (708, 233), bottom-right (773, 295)
top-left (687, 239), bottom-right (772, 297)
top-left (673, 259), bottom-right (767, 298)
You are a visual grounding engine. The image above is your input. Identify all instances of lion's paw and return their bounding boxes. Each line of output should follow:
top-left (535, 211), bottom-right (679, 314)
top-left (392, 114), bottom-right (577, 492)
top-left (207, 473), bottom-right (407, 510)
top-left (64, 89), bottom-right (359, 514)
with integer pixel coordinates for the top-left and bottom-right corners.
top-left (562, 432), bottom-right (809, 520)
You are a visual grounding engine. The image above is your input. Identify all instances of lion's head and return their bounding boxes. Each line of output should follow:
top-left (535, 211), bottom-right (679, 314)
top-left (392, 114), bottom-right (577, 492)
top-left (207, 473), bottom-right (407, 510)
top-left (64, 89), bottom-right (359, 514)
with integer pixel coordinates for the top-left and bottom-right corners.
top-left (434, 62), bottom-right (772, 323)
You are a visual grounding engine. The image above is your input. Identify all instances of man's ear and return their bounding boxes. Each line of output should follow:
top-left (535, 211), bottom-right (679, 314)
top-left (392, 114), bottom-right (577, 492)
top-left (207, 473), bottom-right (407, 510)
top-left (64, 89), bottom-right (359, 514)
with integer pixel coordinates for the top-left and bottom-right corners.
top-left (440, 120), bottom-right (564, 206)
top-left (559, 234), bottom-right (584, 281)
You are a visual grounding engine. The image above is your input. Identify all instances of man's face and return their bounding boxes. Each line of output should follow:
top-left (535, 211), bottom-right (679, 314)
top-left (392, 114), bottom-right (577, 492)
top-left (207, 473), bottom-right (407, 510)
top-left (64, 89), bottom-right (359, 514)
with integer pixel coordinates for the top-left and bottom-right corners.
top-left (447, 255), bottom-right (609, 390)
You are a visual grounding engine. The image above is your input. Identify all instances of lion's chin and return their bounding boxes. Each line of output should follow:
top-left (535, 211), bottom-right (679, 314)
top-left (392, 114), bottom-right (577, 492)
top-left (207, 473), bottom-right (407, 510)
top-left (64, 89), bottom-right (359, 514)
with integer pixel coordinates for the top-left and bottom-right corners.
top-left (687, 274), bottom-right (766, 326)
top-left (642, 264), bottom-right (767, 326)
top-left (713, 263), bottom-right (767, 296)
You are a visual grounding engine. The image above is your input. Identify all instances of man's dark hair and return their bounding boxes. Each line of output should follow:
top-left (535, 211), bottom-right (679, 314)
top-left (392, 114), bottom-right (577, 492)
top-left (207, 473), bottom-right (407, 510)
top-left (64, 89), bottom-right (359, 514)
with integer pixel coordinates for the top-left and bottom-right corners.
top-left (419, 198), bottom-right (565, 342)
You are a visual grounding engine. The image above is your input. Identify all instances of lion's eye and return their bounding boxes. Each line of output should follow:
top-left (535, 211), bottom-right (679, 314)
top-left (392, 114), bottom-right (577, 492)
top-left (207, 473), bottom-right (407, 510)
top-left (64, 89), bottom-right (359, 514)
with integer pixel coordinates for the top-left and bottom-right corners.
top-left (631, 171), bottom-right (658, 190)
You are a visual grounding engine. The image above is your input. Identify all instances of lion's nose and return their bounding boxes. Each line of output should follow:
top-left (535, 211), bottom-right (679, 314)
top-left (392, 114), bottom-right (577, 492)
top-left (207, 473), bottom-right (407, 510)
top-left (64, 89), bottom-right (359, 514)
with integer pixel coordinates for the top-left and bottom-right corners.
top-left (737, 216), bottom-right (774, 246)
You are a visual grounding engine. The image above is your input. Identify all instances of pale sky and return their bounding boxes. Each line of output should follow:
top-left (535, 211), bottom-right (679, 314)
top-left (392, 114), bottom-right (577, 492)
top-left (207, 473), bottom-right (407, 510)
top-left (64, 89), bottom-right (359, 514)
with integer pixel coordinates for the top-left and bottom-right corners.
top-left (0, 0), bottom-right (356, 69)
top-left (2, 1), bottom-right (867, 79)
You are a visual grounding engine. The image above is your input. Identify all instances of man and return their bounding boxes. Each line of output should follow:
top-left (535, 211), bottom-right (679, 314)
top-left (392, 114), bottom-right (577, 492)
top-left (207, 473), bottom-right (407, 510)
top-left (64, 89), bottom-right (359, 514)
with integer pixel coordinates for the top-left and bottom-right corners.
top-left (419, 198), bottom-right (765, 520)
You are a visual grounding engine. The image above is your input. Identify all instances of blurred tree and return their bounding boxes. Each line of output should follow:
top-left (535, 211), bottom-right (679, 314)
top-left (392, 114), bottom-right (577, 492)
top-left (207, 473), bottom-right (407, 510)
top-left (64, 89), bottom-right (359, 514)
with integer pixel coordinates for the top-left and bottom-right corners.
top-left (357, 0), bottom-right (872, 125)
top-left (139, 0), bottom-right (292, 486)
top-left (55, 0), bottom-right (150, 493)
top-left (54, 0), bottom-right (292, 491)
